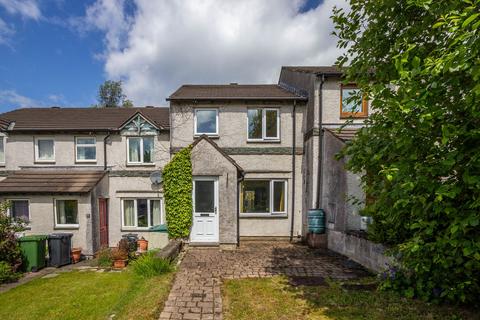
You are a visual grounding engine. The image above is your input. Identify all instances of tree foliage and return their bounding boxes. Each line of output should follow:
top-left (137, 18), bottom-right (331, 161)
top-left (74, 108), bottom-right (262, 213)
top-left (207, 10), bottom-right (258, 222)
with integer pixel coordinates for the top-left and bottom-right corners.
top-left (95, 80), bottom-right (133, 108)
top-left (333, 0), bottom-right (480, 304)
top-left (163, 146), bottom-right (193, 239)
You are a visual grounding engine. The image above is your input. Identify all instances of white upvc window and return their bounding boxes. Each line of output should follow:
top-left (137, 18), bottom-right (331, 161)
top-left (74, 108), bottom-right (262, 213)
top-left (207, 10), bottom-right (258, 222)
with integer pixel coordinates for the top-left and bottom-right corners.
top-left (127, 136), bottom-right (154, 165)
top-left (122, 198), bottom-right (164, 229)
top-left (54, 199), bottom-right (79, 228)
top-left (247, 108), bottom-right (280, 141)
top-left (35, 137), bottom-right (55, 162)
top-left (240, 179), bottom-right (287, 217)
top-left (194, 109), bottom-right (219, 136)
top-left (0, 136), bottom-right (5, 164)
top-left (75, 137), bottom-right (96, 162)
top-left (8, 199), bottom-right (30, 223)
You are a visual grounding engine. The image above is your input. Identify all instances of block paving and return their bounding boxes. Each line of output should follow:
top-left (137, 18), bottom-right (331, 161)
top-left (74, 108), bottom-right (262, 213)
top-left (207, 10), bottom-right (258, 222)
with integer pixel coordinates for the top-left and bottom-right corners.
top-left (159, 241), bottom-right (368, 320)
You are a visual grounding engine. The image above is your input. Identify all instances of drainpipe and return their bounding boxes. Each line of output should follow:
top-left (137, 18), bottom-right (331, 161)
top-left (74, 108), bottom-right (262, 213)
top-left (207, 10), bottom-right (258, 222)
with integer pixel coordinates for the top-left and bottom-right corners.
top-left (103, 132), bottom-right (111, 171)
top-left (237, 173), bottom-right (244, 247)
top-left (290, 100), bottom-right (297, 242)
top-left (316, 74), bottom-right (325, 209)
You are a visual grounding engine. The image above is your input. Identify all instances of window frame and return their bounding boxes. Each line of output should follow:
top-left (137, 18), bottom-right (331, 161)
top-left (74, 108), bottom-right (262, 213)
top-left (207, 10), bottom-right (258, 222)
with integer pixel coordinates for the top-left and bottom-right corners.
top-left (34, 137), bottom-right (55, 163)
top-left (7, 199), bottom-right (30, 223)
top-left (75, 136), bottom-right (97, 163)
top-left (126, 136), bottom-right (155, 165)
top-left (0, 136), bottom-right (5, 165)
top-left (54, 199), bottom-right (79, 229)
top-left (194, 108), bottom-right (219, 136)
top-left (247, 108), bottom-right (280, 142)
top-left (340, 84), bottom-right (368, 118)
top-left (121, 198), bottom-right (165, 230)
top-left (240, 179), bottom-right (287, 217)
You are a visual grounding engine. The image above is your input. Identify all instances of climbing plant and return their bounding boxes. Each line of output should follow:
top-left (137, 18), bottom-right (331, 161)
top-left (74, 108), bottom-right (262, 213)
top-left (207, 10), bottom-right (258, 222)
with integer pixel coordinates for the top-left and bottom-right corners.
top-left (163, 145), bottom-right (193, 239)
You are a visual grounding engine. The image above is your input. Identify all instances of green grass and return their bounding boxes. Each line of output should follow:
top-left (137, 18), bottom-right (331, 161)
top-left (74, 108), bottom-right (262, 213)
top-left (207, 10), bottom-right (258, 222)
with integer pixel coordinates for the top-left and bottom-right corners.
top-left (129, 251), bottom-right (173, 278)
top-left (223, 276), bottom-right (479, 320)
top-left (0, 270), bottom-right (174, 320)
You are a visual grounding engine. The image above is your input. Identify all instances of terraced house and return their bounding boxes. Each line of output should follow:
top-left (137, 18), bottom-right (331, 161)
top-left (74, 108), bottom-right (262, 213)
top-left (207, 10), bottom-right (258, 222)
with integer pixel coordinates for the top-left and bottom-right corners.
top-left (0, 66), bottom-right (369, 255)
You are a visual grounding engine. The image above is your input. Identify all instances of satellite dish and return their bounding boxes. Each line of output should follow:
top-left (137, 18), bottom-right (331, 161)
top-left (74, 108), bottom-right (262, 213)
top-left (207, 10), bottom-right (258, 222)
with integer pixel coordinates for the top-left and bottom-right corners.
top-left (150, 171), bottom-right (163, 185)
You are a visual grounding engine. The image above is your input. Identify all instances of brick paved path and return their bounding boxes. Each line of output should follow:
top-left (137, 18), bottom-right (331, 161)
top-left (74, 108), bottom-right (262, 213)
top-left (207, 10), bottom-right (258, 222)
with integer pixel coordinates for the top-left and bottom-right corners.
top-left (159, 241), bottom-right (368, 320)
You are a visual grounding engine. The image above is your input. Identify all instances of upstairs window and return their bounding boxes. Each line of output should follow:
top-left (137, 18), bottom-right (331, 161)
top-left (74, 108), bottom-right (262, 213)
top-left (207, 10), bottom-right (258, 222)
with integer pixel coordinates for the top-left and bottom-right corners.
top-left (247, 108), bottom-right (279, 141)
top-left (240, 180), bottom-right (287, 216)
top-left (35, 137), bottom-right (55, 162)
top-left (194, 109), bottom-right (218, 135)
top-left (0, 136), bottom-right (4, 164)
top-left (340, 85), bottom-right (368, 118)
top-left (76, 137), bottom-right (96, 162)
top-left (127, 137), bottom-right (154, 164)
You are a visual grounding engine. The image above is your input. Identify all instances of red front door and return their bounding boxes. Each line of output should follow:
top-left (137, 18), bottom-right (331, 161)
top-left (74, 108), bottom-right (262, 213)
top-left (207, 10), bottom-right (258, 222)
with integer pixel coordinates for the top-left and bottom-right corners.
top-left (99, 198), bottom-right (109, 248)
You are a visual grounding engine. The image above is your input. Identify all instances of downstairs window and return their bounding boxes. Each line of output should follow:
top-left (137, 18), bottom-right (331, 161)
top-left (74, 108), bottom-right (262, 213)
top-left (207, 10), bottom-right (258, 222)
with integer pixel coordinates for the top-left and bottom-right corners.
top-left (240, 180), bottom-right (287, 216)
top-left (122, 198), bottom-right (164, 229)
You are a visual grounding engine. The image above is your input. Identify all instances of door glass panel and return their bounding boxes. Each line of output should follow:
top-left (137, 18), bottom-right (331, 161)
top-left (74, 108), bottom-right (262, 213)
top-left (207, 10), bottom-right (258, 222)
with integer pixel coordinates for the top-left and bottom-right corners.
top-left (137, 199), bottom-right (148, 227)
top-left (195, 180), bottom-right (215, 212)
top-left (248, 109), bottom-right (262, 139)
top-left (265, 110), bottom-right (278, 138)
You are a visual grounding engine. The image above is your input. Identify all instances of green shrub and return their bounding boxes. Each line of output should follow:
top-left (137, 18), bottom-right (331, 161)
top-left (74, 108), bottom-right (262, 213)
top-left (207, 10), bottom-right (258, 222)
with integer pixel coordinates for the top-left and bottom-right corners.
top-left (0, 261), bottom-right (20, 284)
top-left (96, 248), bottom-right (112, 268)
top-left (0, 201), bottom-right (26, 276)
top-left (163, 145), bottom-right (193, 239)
top-left (129, 251), bottom-right (173, 278)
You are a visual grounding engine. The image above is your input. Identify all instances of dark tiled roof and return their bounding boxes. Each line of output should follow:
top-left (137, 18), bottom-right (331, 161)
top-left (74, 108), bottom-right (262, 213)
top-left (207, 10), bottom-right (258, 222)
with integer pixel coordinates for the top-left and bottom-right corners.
top-left (0, 170), bottom-right (106, 193)
top-left (281, 66), bottom-right (343, 75)
top-left (168, 84), bottom-right (306, 101)
top-left (0, 107), bottom-right (169, 132)
top-left (326, 128), bottom-right (360, 142)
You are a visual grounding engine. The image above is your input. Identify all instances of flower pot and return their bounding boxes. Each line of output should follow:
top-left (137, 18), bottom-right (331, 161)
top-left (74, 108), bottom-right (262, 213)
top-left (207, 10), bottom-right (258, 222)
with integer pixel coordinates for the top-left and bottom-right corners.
top-left (137, 239), bottom-right (148, 251)
top-left (113, 259), bottom-right (127, 269)
top-left (71, 248), bottom-right (82, 264)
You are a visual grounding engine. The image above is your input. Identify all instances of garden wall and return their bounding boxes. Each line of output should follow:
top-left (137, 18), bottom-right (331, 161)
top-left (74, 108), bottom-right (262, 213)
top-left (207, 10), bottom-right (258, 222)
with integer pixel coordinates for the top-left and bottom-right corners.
top-left (328, 230), bottom-right (392, 272)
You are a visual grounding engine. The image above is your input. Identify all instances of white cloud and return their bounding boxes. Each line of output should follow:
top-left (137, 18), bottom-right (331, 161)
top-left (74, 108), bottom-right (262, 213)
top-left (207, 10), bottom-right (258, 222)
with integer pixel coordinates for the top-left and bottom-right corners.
top-left (0, 0), bottom-right (42, 20)
top-left (0, 17), bottom-right (14, 45)
top-left (81, 0), bottom-right (347, 106)
top-left (0, 90), bottom-right (38, 108)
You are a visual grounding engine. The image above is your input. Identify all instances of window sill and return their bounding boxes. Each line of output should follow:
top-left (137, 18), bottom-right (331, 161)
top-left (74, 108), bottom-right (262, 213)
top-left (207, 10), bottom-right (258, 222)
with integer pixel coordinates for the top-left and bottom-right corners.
top-left (126, 163), bottom-right (156, 167)
top-left (240, 213), bottom-right (287, 219)
top-left (339, 115), bottom-right (368, 120)
top-left (246, 140), bottom-right (281, 144)
top-left (121, 227), bottom-right (154, 232)
top-left (54, 224), bottom-right (79, 230)
top-left (34, 160), bottom-right (55, 164)
top-left (75, 160), bottom-right (97, 164)
top-left (194, 134), bottom-right (219, 139)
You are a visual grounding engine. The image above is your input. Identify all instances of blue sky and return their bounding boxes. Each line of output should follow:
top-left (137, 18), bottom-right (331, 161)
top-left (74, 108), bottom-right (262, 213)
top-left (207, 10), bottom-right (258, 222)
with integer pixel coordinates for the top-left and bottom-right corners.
top-left (0, 0), bottom-right (341, 113)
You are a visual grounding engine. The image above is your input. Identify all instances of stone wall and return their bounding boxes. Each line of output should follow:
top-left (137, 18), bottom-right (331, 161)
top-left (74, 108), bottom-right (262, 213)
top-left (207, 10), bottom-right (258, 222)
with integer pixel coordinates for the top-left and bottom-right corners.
top-left (328, 230), bottom-right (392, 272)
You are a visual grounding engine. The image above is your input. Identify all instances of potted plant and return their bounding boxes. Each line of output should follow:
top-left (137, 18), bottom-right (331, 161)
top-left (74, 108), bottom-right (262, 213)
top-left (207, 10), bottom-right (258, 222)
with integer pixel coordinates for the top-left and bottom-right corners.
top-left (111, 247), bottom-right (128, 269)
top-left (71, 248), bottom-right (82, 263)
top-left (137, 237), bottom-right (148, 251)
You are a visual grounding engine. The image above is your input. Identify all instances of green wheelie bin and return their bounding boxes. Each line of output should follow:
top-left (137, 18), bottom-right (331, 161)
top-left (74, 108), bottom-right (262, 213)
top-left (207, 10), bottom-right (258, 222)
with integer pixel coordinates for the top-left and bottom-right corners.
top-left (18, 235), bottom-right (48, 272)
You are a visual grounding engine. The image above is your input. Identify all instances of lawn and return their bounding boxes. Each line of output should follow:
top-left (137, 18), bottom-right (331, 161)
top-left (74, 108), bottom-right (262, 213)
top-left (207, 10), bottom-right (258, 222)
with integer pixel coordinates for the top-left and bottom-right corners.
top-left (223, 276), bottom-right (479, 320)
top-left (0, 270), bottom-right (174, 320)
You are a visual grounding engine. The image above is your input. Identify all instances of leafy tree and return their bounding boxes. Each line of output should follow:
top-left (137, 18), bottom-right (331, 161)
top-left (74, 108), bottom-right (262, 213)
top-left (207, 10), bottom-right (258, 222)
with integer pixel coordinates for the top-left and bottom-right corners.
top-left (95, 80), bottom-right (133, 108)
top-left (333, 0), bottom-right (480, 304)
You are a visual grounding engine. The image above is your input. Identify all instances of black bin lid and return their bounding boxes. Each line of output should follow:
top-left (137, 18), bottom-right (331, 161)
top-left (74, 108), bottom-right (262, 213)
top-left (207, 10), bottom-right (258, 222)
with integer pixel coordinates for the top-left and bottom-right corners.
top-left (49, 233), bottom-right (74, 239)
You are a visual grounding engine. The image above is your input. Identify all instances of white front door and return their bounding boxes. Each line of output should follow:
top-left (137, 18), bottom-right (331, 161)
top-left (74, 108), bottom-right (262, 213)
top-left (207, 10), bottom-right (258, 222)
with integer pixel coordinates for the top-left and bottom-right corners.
top-left (191, 177), bottom-right (219, 243)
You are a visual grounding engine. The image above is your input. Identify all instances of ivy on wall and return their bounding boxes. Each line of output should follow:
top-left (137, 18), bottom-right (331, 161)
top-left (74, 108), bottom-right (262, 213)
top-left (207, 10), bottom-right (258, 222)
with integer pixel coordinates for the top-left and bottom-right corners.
top-left (163, 145), bottom-right (193, 239)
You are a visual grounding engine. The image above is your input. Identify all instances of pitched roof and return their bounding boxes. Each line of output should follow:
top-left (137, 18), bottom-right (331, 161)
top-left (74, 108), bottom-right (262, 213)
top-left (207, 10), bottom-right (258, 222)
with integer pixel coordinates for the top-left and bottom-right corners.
top-left (0, 170), bottom-right (106, 194)
top-left (326, 128), bottom-right (360, 142)
top-left (168, 84), bottom-right (306, 101)
top-left (281, 66), bottom-right (343, 75)
top-left (0, 107), bottom-right (169, 132)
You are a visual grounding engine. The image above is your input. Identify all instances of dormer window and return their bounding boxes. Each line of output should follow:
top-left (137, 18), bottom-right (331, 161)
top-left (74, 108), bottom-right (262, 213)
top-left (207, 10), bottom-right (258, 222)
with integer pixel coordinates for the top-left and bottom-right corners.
top-left (247, 108), bottom-right (280, 141)
top-left (340, 84), bottom-right (368, 118)
top-left (194, 109), bottom-right (218, 136)
top-left (35, 137), bottom-right (55, 163)
top-left (127, 136), bottom-right (154, 165)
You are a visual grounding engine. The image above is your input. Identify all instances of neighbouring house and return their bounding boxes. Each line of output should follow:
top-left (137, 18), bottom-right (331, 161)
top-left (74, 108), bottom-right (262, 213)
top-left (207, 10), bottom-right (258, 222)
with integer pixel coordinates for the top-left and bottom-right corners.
top-left (0, 66), bottom-right (373, 262)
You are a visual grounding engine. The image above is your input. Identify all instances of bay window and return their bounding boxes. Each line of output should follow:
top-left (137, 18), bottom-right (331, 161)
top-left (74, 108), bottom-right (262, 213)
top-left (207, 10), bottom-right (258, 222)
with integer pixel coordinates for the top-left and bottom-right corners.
top-left (127, 136), bottom-right (154, 164)
top-left (247, 108), bottom-right (279, 141)
top-left (35, 137), bottom-right (55, 162)
top-left (240, 180), bottom-right (287, 216)
top-left (76, 137), bottom-right (96, 162)
top-left (122, 198), bottom-right (164, 229)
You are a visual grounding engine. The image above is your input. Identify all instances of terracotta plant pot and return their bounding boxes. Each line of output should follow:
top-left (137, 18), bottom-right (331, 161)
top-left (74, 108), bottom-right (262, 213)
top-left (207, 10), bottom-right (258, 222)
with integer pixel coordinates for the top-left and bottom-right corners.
top-left (113, 259), bottom-right (127, 269)
top-left (71, 248), bottom-right (82, 264)
top-left (137, 238), bottom-right (148, 251)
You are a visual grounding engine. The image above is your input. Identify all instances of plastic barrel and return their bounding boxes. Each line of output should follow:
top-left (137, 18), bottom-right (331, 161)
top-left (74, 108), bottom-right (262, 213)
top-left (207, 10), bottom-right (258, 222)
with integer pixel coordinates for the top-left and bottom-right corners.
top-left (308, 209), bottom-right (326, 234)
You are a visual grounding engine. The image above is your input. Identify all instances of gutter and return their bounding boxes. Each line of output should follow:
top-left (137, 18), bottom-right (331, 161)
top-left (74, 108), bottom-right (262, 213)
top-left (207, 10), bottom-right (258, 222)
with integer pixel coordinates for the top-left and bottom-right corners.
top-left (290, 99), bottom-right (297, 242)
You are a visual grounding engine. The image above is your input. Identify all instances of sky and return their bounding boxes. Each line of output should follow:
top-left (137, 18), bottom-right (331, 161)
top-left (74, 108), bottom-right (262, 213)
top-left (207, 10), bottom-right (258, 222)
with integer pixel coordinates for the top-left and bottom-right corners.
top-left (0, 0), bottom-right (347, 113)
